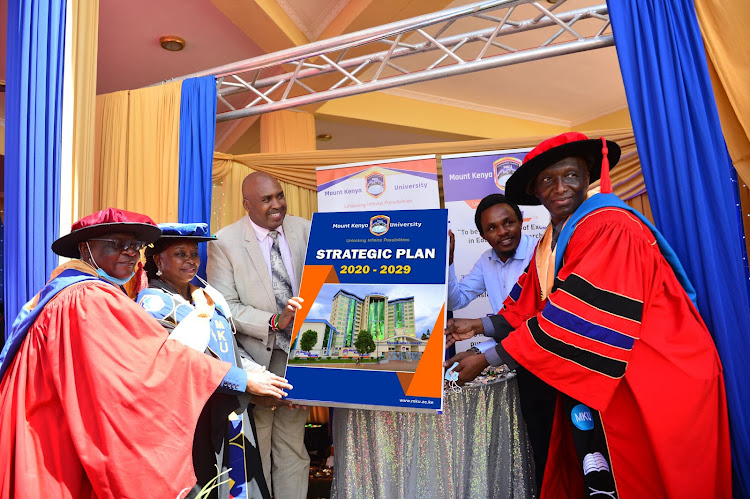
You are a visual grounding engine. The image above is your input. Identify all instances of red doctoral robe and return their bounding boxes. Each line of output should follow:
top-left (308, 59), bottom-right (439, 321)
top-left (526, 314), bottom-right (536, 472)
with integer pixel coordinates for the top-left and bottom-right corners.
top-left (498, 207), bottom-right (731, 498)
top-left (0, 267), bottom-right (232, 498)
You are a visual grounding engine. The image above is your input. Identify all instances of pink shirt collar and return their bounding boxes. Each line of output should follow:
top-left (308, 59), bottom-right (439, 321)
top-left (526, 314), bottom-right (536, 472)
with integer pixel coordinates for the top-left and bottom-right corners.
top-left (247, 216), bottom-right (285, 242)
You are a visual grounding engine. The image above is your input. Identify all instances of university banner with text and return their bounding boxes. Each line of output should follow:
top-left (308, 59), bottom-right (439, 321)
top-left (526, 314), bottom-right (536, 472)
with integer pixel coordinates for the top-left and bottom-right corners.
top-left (316, 155), bottom-right (440, 213)
top-left (285, 209), bottom-right (448, 412)
top-left (442, 149), bottom-right (549, 352)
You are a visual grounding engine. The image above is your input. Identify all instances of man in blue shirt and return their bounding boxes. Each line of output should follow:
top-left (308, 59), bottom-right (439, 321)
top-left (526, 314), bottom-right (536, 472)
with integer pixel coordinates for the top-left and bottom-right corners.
top-left (445, 194), bottom-right (536, 383)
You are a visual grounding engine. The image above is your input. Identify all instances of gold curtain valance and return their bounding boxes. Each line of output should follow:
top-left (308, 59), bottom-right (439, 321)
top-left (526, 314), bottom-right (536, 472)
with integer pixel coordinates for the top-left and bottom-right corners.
top-left (214, 128), bottom-right (641, 193)
top-left (211, 128), bottom-right (646, 231)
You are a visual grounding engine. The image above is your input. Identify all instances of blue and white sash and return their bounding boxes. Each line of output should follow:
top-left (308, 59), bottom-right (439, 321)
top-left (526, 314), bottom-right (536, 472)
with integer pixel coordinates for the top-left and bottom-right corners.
top-left (0, 269), bottom-right (100, 380)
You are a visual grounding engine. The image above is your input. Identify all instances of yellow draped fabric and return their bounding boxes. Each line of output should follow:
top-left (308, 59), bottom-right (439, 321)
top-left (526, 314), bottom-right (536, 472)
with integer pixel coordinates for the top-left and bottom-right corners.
top-left (622, 192), bottom-right (653, 223)
top-left (212, 128), bottom-right (651, 230)
top-left (94, 82), bottom-right (182, 222)
top-left (94, 91), bottom-right (128, 210)
top-left (307, 407), bottom-right (330, 425)
top-left (694, 0), bottom-right (750, 258)
top-left (740, 183), bottom-right (750, 260)
top-left (212, 110), bottom-right (318, 228)
top-left (212, 156), bottom-right (317, 230)
top-left (71, 0), bottom-right (98, 220)
top-left (694, 0), bottom-right (750, 186)
top-left (260, 110), bottom-right (316, 153)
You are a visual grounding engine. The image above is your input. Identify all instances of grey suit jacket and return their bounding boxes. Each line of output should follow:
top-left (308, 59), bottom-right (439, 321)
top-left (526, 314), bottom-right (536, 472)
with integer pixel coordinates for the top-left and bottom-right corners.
top-left (206, 214), bottom-right (311, 368)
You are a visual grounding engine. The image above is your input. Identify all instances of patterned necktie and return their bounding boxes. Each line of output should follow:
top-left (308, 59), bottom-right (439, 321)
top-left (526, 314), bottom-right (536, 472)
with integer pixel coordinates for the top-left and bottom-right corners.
top-left (269, 230), bottom-right (293, 352)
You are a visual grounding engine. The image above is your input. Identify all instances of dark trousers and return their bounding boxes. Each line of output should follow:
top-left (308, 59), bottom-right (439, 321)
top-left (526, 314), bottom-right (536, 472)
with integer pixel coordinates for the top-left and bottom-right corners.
top-left (515, 367), bottom-right (558, 493)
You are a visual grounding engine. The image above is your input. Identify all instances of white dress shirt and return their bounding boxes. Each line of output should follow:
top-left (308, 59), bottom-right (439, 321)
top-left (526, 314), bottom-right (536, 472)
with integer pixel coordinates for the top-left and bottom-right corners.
top-left (247, 217), bottom-right (298, 294)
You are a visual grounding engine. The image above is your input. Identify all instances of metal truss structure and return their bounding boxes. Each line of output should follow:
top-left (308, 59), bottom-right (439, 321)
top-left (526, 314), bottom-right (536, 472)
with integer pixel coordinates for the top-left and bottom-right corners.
top-left (184, 0), bottom-right (614, 123)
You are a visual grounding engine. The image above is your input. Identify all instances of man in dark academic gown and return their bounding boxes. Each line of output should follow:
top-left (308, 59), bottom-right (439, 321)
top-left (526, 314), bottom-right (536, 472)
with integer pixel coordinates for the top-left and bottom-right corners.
top-left (0, 208), bottom-right (290, 498)
top-left (446, 133), bottom-right (731, 498)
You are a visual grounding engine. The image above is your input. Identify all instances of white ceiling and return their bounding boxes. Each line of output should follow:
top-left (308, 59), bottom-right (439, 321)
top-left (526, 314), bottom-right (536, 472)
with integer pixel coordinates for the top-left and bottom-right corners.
top-left (276, 0), bottom-right (351, 41)
top-left (314, 117), bottom-right (476, 150)
top-left (93, 0), bottom-right (626, 148)
top-left (97, 0), bottom-right (265, 94)
top-left (382, 45), bottom-right (626, 126)
top-left (362, 0), bottom-right (627, 126)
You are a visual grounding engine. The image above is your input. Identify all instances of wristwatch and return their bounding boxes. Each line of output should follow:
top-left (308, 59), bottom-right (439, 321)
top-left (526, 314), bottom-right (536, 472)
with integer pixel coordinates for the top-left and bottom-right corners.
top-left (469, 346), bottom-right (482, 355)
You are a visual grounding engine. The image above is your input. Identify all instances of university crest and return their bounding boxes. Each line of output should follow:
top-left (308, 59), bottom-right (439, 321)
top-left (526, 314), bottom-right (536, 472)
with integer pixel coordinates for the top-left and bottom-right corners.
top-left (369, 215), bottom-right (390, 236)
top-left (366, 172), bottom-right (386, 198)
top-left (492, 157), bottom-right (522, 193)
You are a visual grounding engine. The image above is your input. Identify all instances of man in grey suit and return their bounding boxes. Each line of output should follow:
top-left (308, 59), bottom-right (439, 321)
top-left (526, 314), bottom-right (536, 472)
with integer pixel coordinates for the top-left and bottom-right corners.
top-left (207, 172), bottom-right (311, 499)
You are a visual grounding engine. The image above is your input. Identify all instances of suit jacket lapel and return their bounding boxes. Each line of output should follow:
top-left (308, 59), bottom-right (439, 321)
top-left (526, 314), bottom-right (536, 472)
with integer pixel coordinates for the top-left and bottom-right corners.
top-left (284, 219), bottom-right (306, 288)
top-left (242, 221), bottom-right (275, 304)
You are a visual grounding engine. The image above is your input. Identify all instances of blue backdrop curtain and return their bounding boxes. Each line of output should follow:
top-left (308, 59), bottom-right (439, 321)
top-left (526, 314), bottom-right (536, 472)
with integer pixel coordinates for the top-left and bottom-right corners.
top-left (178, 76), bottom-right (217, 280)
top-left (607, 1), bottom-right (750, 496)
top-left (4, 0), bottom-right (67, 339)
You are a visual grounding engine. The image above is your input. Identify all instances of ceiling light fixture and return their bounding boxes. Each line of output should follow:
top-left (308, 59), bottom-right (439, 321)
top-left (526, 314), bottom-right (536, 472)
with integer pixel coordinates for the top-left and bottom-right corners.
top-left (316, 134), bottom-right (333, 142)
top-left (160, 36), bottom-right (186, 52)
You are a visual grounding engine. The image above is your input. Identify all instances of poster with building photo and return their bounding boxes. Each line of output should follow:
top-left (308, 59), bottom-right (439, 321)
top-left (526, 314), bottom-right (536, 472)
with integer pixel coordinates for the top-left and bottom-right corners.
top-left (442, 149), bottom-right (550, 351)
top-left (285, 209), bottom-right (448, 412)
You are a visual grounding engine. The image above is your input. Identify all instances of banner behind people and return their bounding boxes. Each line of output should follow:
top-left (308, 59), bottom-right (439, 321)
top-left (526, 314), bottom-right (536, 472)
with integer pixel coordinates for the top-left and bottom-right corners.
top-left (316, 156), bottom-right (440, 212)
top-left (442, 149), bottom-right (549, 351)
top-left (285, 209), bottom-right (448, 412)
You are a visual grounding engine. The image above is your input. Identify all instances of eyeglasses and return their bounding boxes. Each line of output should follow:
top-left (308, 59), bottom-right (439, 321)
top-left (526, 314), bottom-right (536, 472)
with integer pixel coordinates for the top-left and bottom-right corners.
top-left (88, 238), bottom-right (147, 253)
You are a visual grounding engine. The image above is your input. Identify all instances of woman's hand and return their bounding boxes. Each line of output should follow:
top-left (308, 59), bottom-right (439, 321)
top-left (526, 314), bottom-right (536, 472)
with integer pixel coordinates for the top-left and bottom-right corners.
top-left (278, 296), bottom-right (304, 330)
top-left (246, 369), bottom-right (293, 398)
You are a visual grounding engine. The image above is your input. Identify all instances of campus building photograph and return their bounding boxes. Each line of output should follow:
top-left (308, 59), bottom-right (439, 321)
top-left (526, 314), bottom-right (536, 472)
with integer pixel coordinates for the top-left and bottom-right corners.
top-left (290, 288), bottom-right (433, 365)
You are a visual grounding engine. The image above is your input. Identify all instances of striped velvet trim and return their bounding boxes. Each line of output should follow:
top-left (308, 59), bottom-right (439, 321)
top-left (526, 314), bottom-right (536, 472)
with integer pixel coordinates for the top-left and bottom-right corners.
top-left (508, 282), bottom-right (522, 302)
top-left (554, 274), bottom-right (642, 323)
top-left (542, 303), bottom-right (635, 350)
top-left (528, 317), bottom-right (627, 378)
top-left (507, 263), bottom-right (531, 303)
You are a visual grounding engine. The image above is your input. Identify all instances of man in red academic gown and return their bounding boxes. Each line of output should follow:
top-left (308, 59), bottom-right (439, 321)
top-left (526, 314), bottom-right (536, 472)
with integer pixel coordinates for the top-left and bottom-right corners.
top-left (446, 133), bottom-right (732, 498)
top-left (0, 208), bottom-right (292, 498)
